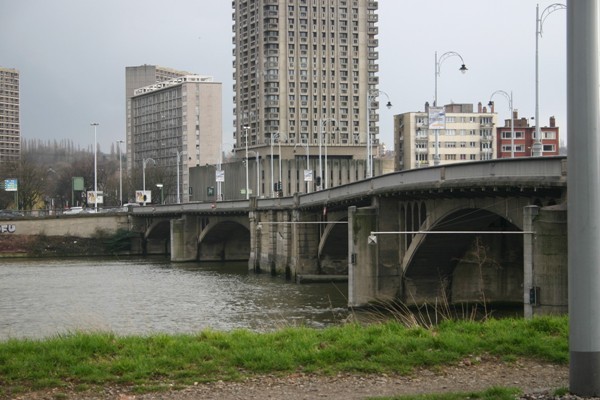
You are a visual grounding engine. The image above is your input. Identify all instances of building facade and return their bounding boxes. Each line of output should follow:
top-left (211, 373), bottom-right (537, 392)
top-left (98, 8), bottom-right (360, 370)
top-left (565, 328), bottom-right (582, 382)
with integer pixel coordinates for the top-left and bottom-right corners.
top-left (232, 0), bottom-right (382, 184)
top-left (494, 109), bottom-right (560, 158)
top-left (0, 67), bottom-right (20, 164)
top-left (130, 75), bottom-right (222, 203)
top-left (394, 103), bottom-right (497, 171)
top-left (125, 65), bottom-right (194, 173)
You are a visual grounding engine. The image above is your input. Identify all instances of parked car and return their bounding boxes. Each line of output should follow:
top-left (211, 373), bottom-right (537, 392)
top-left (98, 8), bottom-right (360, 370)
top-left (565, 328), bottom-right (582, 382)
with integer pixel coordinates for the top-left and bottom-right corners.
top-left (63, 207), bottom-right (84, 215)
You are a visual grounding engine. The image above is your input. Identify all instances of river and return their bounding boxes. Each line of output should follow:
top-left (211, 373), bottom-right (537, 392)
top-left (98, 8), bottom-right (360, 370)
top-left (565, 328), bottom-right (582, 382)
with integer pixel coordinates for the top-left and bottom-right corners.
top-left (0, 257), bottom-right (350, 340)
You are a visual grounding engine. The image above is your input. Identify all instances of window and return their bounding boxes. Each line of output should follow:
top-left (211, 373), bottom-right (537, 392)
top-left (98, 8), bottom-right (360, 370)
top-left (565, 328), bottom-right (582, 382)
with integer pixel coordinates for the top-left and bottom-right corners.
top-left (543, 131), bottom-right (556, 139)
top-left (543, 144), bottom-right (556, 152)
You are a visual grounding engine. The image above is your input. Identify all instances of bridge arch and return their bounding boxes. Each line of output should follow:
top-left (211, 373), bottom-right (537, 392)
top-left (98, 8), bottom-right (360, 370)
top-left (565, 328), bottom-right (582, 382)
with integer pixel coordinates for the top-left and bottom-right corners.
top-left (197, 220), bottom-right (250, 261)
top-left (144, 219), bottom-right (171, 255)
top-left (401, 206), bottom-right (522, 306)
top-left (318, 215), bottom-right (348, 275)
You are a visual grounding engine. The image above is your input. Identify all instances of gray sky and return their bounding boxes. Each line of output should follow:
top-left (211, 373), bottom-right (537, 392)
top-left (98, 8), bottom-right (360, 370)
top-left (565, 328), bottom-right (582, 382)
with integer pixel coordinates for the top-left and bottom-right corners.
top-left (1, 0), bottom-right (567, 153)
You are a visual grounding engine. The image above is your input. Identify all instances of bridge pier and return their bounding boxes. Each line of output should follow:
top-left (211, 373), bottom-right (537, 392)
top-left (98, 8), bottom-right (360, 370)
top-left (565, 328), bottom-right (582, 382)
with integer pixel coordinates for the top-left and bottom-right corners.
top-left (170, 216), bottom-right (199, 262)
top-left (348, 206), bottom-right (379, 307)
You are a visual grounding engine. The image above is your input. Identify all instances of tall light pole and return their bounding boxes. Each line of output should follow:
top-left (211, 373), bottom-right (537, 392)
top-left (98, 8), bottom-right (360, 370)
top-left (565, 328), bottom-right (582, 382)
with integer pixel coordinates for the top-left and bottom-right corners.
top-left (156, 183), bottom-right (163, 204)
top-left (90, 123), bottom-right (99, 212)
top-left (433, 51), bottom-right (468, 166)
top-left (248, 150), bottom-right (260, 198)
top-left (319, 118), bottom-right (336, 189)
top-left (488, 90), bottom-right (515, 158)
top-left (534, 3), bottom-right (566, 157)
top-left (270, 133), bottom-right (280, 198)
top-left (294, 138), bottom-right (310, 193)
top-left (142, 157), bottom-right (156, 205)
top-left (366, 90), bottom-right (392, 178)
top-left (176, 150), bottom-right (183, 204)
top-left (116, 140), bottom-right (124, 206)
top-left (243, 125), bottom-right (250, 200)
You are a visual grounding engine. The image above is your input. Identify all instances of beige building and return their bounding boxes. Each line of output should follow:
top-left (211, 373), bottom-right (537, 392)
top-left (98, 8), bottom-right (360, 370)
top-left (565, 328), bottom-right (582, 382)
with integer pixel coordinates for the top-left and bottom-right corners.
top-left (394, 103), bottom-right (497, 171)
top-left (125, 65), bottom-right (194, 173)
top-left (232, 0), bottom-right (382, 184)
top-left (0, 67), bottom-right (20, 164)
top-left (130, 75), bottom-right (222, 203)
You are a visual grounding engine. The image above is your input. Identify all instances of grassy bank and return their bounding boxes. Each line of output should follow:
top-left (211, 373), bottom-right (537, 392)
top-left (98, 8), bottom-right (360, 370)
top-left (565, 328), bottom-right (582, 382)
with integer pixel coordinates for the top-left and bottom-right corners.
top-left (0, 316), bottom-right (568, 397)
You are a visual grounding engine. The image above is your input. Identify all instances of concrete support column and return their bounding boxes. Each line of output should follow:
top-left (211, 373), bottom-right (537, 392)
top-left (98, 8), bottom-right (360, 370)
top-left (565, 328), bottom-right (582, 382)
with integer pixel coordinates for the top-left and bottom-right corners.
top-left (348, 206), bottom-right (378, 307)
top-left (170, 216), bottom-right (198, 262)
top-left (249, 211), bottom-right (260, 272)
top-left (568, 1), bottom-right (600, 395)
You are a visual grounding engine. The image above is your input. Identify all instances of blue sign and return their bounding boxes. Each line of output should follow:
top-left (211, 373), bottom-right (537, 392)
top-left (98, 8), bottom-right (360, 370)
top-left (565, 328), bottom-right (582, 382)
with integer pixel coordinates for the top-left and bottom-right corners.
top-left (4, 179), bottom-right (17, 192)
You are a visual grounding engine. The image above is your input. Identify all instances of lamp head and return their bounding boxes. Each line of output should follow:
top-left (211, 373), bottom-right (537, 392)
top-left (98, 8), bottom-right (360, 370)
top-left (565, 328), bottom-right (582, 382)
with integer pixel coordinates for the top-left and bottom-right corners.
top-left (385, 101), bottom-right (392, 109)
top-left (488, 100), bottom-right (494, 107)
top-left (459, 64), bottom-right (468, 74)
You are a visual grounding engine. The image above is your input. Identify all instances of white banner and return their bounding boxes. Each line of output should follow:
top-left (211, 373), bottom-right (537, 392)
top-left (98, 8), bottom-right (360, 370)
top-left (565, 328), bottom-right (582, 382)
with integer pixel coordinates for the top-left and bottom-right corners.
top-left (428, 106), bottom-right (446, 130)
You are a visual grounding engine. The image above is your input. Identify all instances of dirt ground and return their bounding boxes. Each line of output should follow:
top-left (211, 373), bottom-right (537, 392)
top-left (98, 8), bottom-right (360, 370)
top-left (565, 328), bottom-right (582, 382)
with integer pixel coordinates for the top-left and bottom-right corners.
top-left (11, 358), bottom-right (579, 400)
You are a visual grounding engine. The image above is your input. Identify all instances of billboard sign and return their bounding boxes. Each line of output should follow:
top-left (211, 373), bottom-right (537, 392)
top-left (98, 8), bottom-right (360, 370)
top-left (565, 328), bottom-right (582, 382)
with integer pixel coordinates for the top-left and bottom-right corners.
top-left (4, 179), bottom-right (17, 192)
top-left (87, 191), bottom-right (103, 204)
top-left (135, 190), bottom-right (151, 203)
top-left (216, 169), bottom-right (225, 182)
top-left (428, 106), bottom-right (446, 130)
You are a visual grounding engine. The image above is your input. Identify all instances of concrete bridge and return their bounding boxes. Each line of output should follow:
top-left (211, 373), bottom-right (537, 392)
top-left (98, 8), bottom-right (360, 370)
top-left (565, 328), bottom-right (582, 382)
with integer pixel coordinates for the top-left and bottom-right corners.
top-left (128, 157), bottom-right (567, 315)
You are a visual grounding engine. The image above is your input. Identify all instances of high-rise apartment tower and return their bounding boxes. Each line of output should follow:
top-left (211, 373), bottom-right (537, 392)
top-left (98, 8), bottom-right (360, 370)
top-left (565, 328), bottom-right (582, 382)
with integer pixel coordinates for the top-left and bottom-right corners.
top-left (0, 67), bottom-right (20, 164)
top-left (232, 0), bottom-right (382, 178)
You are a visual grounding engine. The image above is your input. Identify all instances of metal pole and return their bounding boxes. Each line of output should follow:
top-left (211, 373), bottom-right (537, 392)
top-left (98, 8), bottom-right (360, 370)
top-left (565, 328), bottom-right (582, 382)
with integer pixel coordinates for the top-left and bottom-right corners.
top-left (176, 151), bottom-right (181, 204)
top-left (278, 135), bottom-right (282, 196)
top-left (568, 1), bottom-right (600, 395)
top-left (534, 3), bottom-right (541, 156)
top-left (366, 92), bottom-right (371, 178)
top-left (91, 123), bottom-right (99, 211)
top-left (510, 91), bottom-right (515, 158)
top-left (117, 140), bottom-right (123, 206)
top-left (434, 51), bottom-right (438, 107)
top-left (306, 140), bottom-right (310, 193)
top-left (325, 131), bottom-right (329, 189)
top-left (256, 152), bottom-right (260, 198)
top-left (319, 120), bottom-right (323, 189)
top-left (244, 126), bottom-right (249, 200)
top-left (271, 136), bottom-right (274, 197)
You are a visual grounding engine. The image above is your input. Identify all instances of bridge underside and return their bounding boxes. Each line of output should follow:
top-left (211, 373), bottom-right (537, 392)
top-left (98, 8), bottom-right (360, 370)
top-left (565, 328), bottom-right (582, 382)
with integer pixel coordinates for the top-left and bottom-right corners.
top-left (403, 209), bottom-right (522, 307)
top-left (198, 221), bottom-right (250, 262)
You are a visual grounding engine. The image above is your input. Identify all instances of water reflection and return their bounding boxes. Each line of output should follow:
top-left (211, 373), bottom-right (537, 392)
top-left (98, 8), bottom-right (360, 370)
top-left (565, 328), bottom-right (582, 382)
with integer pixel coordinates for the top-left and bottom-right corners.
top-left (0, 258), bottom-right (349, 340)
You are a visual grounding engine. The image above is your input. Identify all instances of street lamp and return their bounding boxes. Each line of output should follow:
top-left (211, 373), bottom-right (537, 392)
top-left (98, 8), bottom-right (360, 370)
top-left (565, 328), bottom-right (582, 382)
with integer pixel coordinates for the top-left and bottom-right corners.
top-left (248, 150), bottom-right (260, 198)
top-left (116, 140), bottom-right (124, 206)
top-left (534, 3), bottom-right (566, 157)
top-left (156, 183), bottom-right (164, 205)
top-left (90, 123), bottom-right (99, 212)
top-left (433, 51), bottom-right (468, 166)
top-left (319, 118), bottom-right (336, 189)
top-left (434, 51), bottom-right (468, 107)
top-left (176, 150), bottom-right (183, 204)
top-left (142, 157), bottom-right (156, 205)
top-left (243, 125), bottom-right (250, 200)
top-left (294, 137), bottom-right (310, 193)
top-left (269, 133), bottom-right (282, 198)
top-left (488, 90), bottom-right (515, 158)
top-left (366, 90), bottom-right (392, 178)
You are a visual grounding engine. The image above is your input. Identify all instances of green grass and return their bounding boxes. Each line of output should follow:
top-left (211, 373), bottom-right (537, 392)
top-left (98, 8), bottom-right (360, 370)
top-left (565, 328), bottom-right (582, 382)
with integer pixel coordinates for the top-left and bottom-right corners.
top-left (369, 386), bottom-right (522, 400)
top-left (0, 316), bottom-right (568, 397)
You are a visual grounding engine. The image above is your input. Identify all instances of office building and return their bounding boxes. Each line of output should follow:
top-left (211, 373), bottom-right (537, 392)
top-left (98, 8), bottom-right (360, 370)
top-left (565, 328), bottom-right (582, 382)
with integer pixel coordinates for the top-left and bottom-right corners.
top-left (394, 103), bottom-right (497, 171)
top-left (125, 65), bottom-right (194, 173)
top-left (232, 0), bottom-right (383, 183)
top-left (130, 75), bottom-right (222, 203)
top-left (493, 109), bottom-right (560, 158)
top-left (0, 67), bottom-right (20, 164)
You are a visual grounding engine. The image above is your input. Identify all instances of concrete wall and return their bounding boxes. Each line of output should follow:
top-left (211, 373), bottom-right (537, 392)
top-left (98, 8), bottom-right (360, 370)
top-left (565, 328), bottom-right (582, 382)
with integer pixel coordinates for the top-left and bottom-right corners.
top-left (0, 214), bottom-right (130, 238)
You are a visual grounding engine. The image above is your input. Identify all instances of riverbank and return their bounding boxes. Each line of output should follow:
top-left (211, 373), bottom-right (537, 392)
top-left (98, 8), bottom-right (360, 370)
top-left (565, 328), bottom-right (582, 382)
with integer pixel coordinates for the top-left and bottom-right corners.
top-left (0, 232), bottom-right (135, 257)
top-left (0, 317), bottom-right (569, 399)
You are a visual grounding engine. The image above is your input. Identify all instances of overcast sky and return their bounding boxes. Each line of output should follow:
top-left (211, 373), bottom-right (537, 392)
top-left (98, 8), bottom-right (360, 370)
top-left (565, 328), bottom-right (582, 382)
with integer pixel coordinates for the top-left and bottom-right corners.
top-left (1, 0), bottom-right (567, 153)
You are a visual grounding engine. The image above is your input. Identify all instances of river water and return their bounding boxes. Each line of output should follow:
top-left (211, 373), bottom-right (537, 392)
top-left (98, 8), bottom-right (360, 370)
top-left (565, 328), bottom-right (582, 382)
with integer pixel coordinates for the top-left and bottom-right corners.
top-left (0, 257), bottom-right (350, 340)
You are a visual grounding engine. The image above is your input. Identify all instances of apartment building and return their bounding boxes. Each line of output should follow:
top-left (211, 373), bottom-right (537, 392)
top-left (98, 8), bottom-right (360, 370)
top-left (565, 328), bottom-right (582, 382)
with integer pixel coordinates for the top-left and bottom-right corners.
top-left (125, 65), bottom-right (194, 173)
top-left (394, 103), bottom-right (497, 171)
top-left (493, 109), bottom-right (560, 158)
top-left (232, 0), bottom-right (382, 183)
top-left (130, 75), bottom-right (222, 203)
top-left (0, 67), bottom-right (20, 164)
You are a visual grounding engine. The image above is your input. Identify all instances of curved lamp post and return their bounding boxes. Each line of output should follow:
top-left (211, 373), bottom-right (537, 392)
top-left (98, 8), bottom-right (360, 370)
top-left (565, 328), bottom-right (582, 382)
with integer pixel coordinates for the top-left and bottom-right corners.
top-left (90, 123), bottom-right (99, 211)
top-left (534, 3), bottom-right (566, 157)
top-left (366, 90), bottom-right (392, 178)
top-left (294, 138), bottom-right (310, 193)
top-left (433, 51), bottom-right (467, 166)
top-left (488, 90), bottom-right (515, 158)
top-left (269, 133), bottom-right (282, 197)
top-left (243, 125), bottom-right (250, 199)
top-left (319, 118), bottom-right (336, 189)
top-left (116, 140), bottom-right (124, 206)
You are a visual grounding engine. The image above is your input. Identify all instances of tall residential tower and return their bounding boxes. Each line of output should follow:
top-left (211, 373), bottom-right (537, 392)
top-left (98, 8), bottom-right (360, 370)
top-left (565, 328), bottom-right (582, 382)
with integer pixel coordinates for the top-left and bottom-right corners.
top-left (232, 0), bottom-right (382, 180)
top-left (0, 67), bottom-right (20, 164)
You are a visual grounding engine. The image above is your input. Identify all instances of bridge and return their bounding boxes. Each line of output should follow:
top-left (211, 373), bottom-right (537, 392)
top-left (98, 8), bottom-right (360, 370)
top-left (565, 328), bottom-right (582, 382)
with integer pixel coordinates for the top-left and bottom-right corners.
top-left (127, 157), bottom-right (567, 315)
